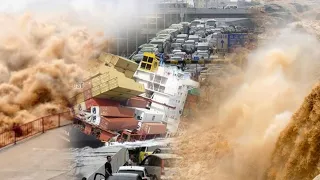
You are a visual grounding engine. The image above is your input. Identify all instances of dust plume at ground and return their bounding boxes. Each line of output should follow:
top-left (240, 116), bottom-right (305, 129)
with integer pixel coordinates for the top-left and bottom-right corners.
top-left (266, 84), bottom-right (320, 180)
top-left (174, 26), bottom-right (320, 179)
top-left (0, 0), bottom-right (157, 132)
top-left (0, 13), bottom-right (109, 132)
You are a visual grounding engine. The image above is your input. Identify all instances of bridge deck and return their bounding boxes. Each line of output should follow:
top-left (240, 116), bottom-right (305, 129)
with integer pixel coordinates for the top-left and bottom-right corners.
top-left (157, 8), bottom-right (251, 15)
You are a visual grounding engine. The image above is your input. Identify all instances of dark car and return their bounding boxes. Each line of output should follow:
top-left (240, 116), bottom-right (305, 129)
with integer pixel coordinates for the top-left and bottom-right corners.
top-left (94, 173), bottom-right (143, 180)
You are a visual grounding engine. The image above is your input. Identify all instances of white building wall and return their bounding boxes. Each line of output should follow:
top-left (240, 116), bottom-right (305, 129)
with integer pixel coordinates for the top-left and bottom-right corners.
top-left (134, 66), bottom-right (199, 134)
top-left (134, 108), bottom-right (164, 123)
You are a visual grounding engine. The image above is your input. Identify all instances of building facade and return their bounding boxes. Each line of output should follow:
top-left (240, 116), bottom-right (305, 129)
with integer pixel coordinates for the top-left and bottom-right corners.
top-left (134, 63), bottom-right (199, 133)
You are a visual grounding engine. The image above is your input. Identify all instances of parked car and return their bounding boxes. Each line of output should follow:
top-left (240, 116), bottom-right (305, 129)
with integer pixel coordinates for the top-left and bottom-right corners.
top-left (172, 49), bottom-right (182, 54)
top-left (175, 38), bottom-right (185, 44)
top-left (195, 30), bottom-right (206, 38)
top-left (179, 22), bottom-right (190, 34)
top-left (156, 29), bottom-right (176, 40)
top-left (193, 52), bottom-right (210, 61)
top-left (138, 44), bottom-right (158, 52)
top-left (139, 47), bottom-right (159, 54)
top-left (176, 34), bottom-right (188, 41)
top-left (132, 53), bottom-right (144, 62)
top-left (173, 52), bottom-right (186, 59)
top-left (188, 35), bottom-right (199, 44)
top-left (156, 34), bottom-right (172, 42)
top-left (169, 24), bottom-right (183, 33)
top-left (205, 19), bottom-right (217, 29)
top-left (182, 43), bottom-right (196, 54)
top-left (118, 166), bottom-right (153, 180)
top-left (93, 172), bottom-right (143, 180)
top-left (190, 19), bottom-right (203, 28)
top-left (150, 39), bottom-right (170, 54)
top-left (170, 43), bottom-right (182, 51)
top-left (170, 56), bottom-right (183, 63)
top-left (196, 42), bottom-right (209, 54)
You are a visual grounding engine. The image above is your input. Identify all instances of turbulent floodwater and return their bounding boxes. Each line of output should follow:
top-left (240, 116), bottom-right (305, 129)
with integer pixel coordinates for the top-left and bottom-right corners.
top-left (174, 26), bottom-right (320, 180)
top-left (0, 14), bottom-right (108, 132)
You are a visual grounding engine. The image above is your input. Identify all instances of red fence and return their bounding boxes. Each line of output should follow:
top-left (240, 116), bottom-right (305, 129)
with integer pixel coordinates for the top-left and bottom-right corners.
top-left (0, 111), bottom-right (73, 149)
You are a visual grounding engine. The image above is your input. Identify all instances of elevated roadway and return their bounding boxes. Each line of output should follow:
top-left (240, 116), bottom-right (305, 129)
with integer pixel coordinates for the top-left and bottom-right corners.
top-left (157, 8), bottom-right (252, 19)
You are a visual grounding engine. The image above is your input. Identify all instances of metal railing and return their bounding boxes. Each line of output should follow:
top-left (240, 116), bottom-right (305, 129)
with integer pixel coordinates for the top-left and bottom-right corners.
top-left (0, 111), bottom-right (73, 149)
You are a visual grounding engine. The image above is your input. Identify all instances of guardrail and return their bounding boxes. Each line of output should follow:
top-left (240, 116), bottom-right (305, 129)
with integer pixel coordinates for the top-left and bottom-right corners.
top-left (0, 111), bottom-right (73, 149)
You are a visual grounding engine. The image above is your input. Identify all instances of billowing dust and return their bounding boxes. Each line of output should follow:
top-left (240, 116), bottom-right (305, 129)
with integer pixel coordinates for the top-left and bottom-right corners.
top-left (174, 27), bottom-right (320, 179)
top-left (0, 13), bottom-right (108, 132)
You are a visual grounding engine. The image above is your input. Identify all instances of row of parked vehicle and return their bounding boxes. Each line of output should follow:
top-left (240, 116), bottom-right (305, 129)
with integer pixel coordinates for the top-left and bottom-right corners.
top-left (169, 19), bottom-right (222, 62)
top-left (94, 147), bottom-right (181, 180)
top-left (131, 19), bottom-right (220, 63)
top-left (130, 18), bottom-right (250, 63)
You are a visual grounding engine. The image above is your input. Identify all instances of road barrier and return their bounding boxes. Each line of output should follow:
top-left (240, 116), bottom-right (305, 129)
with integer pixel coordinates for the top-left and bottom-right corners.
top-left (0, 111), bottom-right (73, 149)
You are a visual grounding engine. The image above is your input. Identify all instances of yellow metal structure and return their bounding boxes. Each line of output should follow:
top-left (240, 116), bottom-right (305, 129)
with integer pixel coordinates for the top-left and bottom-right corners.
top-left (98, 52), bottom-right (138, 78)
top-left (139, 52), bottom-right (159, 72)
top-left (73, 52), bottom-right (146, 103)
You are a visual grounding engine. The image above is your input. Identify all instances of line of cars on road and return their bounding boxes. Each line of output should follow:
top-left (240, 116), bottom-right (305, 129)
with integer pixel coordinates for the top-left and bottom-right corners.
top-left (130, 18), bottom-right (251, 64)
top-left (131, 19), bottom-right (221, 63)
top-left (94, 147), bottom-right (181, 180)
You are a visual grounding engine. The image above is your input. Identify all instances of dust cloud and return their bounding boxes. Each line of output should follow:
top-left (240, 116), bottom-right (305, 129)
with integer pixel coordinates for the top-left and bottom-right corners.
top-left (174, 26), bottom-right (320, 180)
top-left (0, 13), bottom-right (108, 132)
top-left (0, 0), bottom-right (156, 132)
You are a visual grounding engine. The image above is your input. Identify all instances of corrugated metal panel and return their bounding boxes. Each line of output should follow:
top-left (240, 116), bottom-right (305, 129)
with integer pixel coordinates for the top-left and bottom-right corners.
top-left (75, 93), bottom-right (85, 104)
top-left (99, 106), bottom-right (134, 118)
top-left (101, 54), bottom-right (138, 72)
top-left (99, 130), bottom-right (117, 142)
top-left (83, 81), bottom-right (92, 91)
top-left (91, 73), bottom-right (110, 87)
top-left (124, 70), bottom-right (135, 78)
top-left (115, 67), bottom-right (125, 73)
top-left (100, 117), bottom-right (138, 131)
top-left (141, 123), bottom-right (166, 135)
top-left (73, 102), bottom-right (87, 114)
top-left (98, 52), bottom-right (113, 64)
top-left (85, 98), bottom-right (120, 109)
top-left (126, 61), bottom-right (139, 72)
top-left (83, 89), bottom-right (93, 100)
top-left (91, 75), bottom-right (144, 99)
top-left (127, 97), bottom-right (149, 108)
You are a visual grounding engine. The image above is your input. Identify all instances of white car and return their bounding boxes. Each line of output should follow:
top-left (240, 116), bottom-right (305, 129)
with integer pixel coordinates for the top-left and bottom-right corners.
top-left (118, 166), bottom-right (152, 180)
top-left (174, 52), bottom-right (186, 59)
top-left (175, 38), bottom-right (185, 44)
top-left (172, 49), bottom-right (182, 54)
